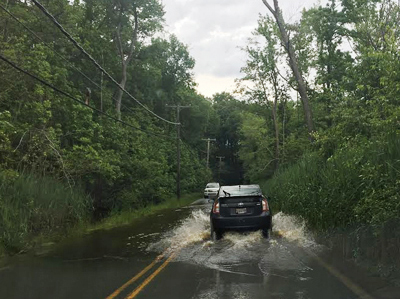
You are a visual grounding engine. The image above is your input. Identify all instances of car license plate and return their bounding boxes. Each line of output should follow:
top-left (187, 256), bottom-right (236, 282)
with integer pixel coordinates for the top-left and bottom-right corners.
top-left (236, 208), bottom-right (246, 214)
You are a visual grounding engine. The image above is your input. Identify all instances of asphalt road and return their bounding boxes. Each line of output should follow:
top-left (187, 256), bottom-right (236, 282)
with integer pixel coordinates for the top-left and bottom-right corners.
top-left (1, 200), bottom-right (399, 299)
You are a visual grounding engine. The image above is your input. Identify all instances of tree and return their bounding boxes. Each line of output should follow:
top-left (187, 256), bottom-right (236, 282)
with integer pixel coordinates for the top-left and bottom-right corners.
top-left (301, 0), bottom-right (353, 128)
top-left (239, 112), bottom-right (274, 182)
top-left (101, 0), bottom-right (164, 119)
top-left (262, 0), bottom-right (315, 138)
top-left (241, 16), bottom-right (284, 171)
top-left (212, 93), bottom-right (246, 184)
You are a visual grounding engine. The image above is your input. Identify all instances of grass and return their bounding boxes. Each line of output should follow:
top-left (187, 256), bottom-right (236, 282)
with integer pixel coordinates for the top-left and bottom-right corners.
top-left (90, 193), bottom-right (201, 231)
top-left (0, 171), bottom-right (90, 255)
top-left (263, 131), bottom-right (400, 230)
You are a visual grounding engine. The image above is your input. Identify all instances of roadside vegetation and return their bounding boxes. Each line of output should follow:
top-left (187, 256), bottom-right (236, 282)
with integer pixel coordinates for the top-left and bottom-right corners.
top-left (0, 171), bottom-right (90, 255)
top-left (263, 132), bottom-right (400, 229)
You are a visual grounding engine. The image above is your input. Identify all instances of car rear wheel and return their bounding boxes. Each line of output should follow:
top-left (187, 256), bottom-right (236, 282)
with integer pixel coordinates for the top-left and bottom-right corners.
top-left (210, 223), bottom-right (222, 241)
top-left (262, 228), bottom-right (270, 239)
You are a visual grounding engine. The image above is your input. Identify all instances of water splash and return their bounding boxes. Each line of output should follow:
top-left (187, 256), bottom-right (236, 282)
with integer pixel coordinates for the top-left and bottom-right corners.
top-left (148, 209), bottom-right (210, 253)
top-left (223, 231), bottom-right (262, 248)
top-left (272, 212), bottom-right (316, 248)
top-left (148, 209), bottom-right (317, 255)
top-left (147, 208), bottom-right (319, 278)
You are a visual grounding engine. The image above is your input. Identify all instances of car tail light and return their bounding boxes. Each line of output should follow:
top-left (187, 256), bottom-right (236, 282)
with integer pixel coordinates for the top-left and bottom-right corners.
top-left (262, 197), bottom-right (269, 212)
top-left (213, 200), bottom-right (220, 214)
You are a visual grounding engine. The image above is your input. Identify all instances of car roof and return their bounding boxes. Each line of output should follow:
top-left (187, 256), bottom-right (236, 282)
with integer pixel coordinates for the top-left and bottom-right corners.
top-left (218, 185), bottom-right (262, 197)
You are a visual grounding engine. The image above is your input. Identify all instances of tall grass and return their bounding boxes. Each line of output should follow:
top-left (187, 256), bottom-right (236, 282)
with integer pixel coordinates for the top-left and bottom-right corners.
top-left (0, 172), bottom-right (91, 253)
top-left (263, 132), bottom-right (400, 230)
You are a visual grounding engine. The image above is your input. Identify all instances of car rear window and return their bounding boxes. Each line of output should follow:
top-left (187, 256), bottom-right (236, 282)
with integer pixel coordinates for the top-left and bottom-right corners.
top-left (206, 183), bottom-right (219, 188)
top-left (219, 185), bottom-right (261, 197)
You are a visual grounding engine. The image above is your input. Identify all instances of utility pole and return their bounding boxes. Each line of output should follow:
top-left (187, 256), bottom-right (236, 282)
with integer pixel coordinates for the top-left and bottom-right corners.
top-left (202, 138), bottom-right (216, 168)
top-left (166, 104), bottom-right (191, 202)
top-left (216, 156), bottom-right (225, 182)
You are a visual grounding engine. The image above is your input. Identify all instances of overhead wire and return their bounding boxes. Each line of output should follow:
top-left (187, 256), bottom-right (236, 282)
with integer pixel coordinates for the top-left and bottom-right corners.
top-left (0, 53), bottom-right (175, 140)
top-left (30, 0), bottom-right (180, 126)
top-left (0, 3), bottom-right (153, 119)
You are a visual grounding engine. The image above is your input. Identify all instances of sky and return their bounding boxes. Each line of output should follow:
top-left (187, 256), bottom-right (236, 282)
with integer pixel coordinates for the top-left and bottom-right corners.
top-left (161, 0), bottom-right (326, 98)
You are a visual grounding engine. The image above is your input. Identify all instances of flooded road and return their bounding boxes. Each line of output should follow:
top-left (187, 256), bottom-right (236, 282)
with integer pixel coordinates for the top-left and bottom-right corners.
top-left (1, 200), bottom-right (399, 299)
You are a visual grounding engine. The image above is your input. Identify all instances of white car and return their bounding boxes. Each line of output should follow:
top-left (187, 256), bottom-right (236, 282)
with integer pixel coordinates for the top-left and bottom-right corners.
top-left (204, 182), bottom-right (220, 199)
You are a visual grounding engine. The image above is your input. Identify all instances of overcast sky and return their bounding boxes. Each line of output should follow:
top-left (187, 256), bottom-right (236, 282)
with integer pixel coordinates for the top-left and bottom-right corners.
top-left (161, 0), bottom-right (326, 98)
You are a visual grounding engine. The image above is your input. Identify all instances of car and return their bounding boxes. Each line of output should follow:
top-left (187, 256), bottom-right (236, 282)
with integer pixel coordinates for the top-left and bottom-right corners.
top-left (204, 182), bottom-right (220, 199)
top-left (210, 184), bottom-right (272, 240)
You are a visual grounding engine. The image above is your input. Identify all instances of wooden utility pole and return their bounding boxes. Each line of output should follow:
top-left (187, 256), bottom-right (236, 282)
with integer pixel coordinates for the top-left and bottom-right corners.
top-left (166, 104), bottom-right (191, 201)
top-left (202, 138), bottom-right (216, 168)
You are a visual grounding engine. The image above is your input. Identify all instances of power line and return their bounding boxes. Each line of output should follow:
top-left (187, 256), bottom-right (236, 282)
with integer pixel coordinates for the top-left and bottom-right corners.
top-left (31, 0), bottom-right (179, 126)
top-left (0, 3), bottom-right (142, 118)
top-left (0, 53), bottom-right (175, 140)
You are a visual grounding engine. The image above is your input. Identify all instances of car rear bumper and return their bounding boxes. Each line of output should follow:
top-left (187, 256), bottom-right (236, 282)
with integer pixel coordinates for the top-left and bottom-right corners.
top-left (211, 212), bottom-right (271, 231)
top-left (204, 192), bottom-right (218, 198)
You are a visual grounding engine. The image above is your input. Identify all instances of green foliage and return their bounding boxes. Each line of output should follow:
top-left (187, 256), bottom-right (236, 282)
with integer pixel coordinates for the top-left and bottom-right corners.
top-left (0, 0), bottom-right (212, 255)
top-left (264, 131), bottom-right (400, 229)
top-left (0, 171), bottom-right (90, 253)
top-left (239, 112), bottom-right (274, 181)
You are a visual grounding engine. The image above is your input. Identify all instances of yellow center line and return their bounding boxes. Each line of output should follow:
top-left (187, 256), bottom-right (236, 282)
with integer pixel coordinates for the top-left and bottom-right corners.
top-left (306, 249), bottom-right (374, 299)
top-left (105, 253), bottom-right (165, 299)
top-left (125, 251), bottom-right (178, 299)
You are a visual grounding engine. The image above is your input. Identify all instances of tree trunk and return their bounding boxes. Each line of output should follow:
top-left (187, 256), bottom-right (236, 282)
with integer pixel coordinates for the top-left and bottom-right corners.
top-left (261, 80), bottom-right (279, 171)
top-left (272, 78), bottom-right (280, 170)
top-left (114, 4), bottom-right (138, 120)
top-left (116, 62), bottom-right (127, 118)
top-left (282, 97), bottom-right (286, 160)
top-left (262, 0), bottom-right (315, 139)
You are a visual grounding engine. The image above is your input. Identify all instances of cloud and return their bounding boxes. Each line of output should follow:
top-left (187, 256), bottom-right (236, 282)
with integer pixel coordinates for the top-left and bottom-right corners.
top-left (161, 0), bottom-right (327, 97)
top-left (195, 74), bottom-right (237, 98)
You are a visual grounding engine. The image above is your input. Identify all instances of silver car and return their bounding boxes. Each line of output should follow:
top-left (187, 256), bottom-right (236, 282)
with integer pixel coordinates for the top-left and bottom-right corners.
top-left (204, 182), bottom-right (220, 199)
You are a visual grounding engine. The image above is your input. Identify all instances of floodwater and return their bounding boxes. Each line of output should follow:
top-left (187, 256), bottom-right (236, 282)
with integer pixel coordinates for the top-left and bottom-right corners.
top-left (0, 200), bottom-right (399, 299)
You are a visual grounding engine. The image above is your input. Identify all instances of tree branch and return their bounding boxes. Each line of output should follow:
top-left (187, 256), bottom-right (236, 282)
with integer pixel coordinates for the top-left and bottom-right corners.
top-left (13, 130), bottom-right (28, 152)
top-left (262, 0), bottom-right (276, 16)
top-left (42, 131), bottom-right (74, 189)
